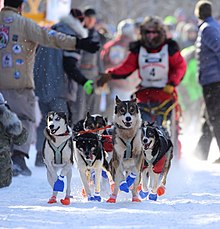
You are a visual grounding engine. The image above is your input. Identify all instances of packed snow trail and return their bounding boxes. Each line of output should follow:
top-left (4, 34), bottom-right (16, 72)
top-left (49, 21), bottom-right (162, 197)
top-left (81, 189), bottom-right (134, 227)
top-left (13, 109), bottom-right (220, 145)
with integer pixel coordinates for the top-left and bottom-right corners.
top-left (1, 133), bottom-right (220, 229)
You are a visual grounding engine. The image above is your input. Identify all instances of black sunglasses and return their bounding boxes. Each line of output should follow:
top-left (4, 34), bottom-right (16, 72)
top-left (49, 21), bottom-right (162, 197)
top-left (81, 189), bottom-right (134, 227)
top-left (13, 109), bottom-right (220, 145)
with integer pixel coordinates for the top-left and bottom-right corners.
top-left (143, 30), bottom-right (159, 34)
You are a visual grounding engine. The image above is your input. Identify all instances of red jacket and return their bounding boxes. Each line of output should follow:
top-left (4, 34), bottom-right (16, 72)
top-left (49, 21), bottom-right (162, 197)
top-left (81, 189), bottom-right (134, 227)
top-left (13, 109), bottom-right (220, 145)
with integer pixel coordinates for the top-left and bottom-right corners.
top-left (107, 39), bottom-right (186, 103)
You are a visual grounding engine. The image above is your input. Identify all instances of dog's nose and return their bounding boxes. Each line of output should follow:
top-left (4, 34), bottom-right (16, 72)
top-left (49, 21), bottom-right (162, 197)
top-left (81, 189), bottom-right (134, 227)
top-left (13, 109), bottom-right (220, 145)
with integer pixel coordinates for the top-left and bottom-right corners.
top-left (49, 124), bottom-right (54, 129)
top-left (126, 116), bottom-right (131, 122)
top-left (143, 138), bottom-right (148, 144)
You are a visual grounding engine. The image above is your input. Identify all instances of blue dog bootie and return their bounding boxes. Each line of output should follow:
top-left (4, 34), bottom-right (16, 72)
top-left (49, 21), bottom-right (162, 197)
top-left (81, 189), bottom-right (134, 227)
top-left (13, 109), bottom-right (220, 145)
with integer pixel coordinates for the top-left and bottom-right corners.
top-left (126, 172), bottom-right (136, 187)
top-left (139, 190), bottom-right (149, 199)
top-left (149, 192), bottom-right (158, 201)
top-left (102, 170), bottom-right (108, 179)
top-left (93, 192), bottom-right (101, 202)
top-left (119, 180), bottom-right (129, 193)
top-left (53, 175), bottom-right (65, 192)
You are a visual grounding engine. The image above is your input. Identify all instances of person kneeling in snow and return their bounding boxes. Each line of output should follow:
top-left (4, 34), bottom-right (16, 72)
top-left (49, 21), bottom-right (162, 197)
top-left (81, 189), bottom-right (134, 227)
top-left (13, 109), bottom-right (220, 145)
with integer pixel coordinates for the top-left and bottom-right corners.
top-left (0, 93), bottom-right (28, 188)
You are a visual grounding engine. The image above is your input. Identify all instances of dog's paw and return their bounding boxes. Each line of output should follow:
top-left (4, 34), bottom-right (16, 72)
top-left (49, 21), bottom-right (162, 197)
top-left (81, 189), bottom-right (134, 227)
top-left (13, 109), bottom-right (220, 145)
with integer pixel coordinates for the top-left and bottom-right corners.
top-left (60, 197), bottom-right (70, 205)
top-left (132, 196), bottom-right (141, 202)
top-left (119, 181), bottom-right (129, 193)
top-left (149, 193), bottom-right (157, 201)
top-left (48, 196), bottom-right (57, 204)
top-left (93, 193), bottom-right (101, 202)
top-left (139, 190), bottom-right (149, 199)
top-left (126, 172), bottom-right (136, 187)
top-left (157, 186), bottom-right (166, 196)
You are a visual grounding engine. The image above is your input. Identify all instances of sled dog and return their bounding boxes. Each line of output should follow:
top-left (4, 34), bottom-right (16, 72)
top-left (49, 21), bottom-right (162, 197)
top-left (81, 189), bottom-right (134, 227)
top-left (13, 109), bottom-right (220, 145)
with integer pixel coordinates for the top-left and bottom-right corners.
top-left (107, 96), bottom-right (143, 203)
top-left (139, 122), bottom-right (173, 201)
top-left (43, 111), bottom-right (73, 205)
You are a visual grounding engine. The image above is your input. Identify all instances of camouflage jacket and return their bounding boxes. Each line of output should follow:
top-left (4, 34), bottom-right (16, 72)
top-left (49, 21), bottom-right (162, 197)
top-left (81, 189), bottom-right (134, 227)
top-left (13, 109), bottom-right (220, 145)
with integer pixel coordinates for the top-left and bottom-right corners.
top-left (0, 104), bottom-right (28, 153)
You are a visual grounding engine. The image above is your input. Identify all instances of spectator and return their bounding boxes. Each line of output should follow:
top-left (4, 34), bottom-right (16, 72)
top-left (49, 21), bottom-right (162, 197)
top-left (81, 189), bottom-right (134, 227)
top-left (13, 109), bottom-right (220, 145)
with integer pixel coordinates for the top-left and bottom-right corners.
top-left (0, 0), bottom-right (99, 176)
top-left (34, 8), bottom-right (95, 167)
top-left (101, 18), bottom-right (141, 119)
top-left (0, 93), bottom-right (27, 187)
top-left (194, 0), bottom-right (220, 163)
top-left (71, 8), bottom-right (102, 123)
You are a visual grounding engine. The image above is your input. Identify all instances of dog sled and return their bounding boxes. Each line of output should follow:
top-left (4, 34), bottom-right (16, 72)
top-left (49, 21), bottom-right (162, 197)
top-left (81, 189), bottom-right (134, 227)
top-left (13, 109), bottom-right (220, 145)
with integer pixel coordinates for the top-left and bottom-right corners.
top-left (135, 88), bottom-right (182, 160)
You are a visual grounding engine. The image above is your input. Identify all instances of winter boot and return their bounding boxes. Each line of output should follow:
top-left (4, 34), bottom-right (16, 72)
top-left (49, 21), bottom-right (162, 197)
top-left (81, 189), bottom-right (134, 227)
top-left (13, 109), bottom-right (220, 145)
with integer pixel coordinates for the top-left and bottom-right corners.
top-left (0, 151), bottom-right (12, 188)
top-left (12, 150), bottom-right (31, 176)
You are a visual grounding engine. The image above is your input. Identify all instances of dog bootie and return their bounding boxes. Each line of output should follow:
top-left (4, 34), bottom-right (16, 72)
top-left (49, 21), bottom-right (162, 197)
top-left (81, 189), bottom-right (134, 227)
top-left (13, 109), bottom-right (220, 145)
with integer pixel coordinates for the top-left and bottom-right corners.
top-left (139, 190), bottom-right (149, 199)
top-left (48, 196), bottom-right (57, 204)
top-left (157, 186), bottom-right (166, 196)
top-left (102, 170), bottom-right (108, 179)
top-left (132, 196), bottom-right (141, 202)
top-left (149, 193), bottom-right (157, 201)
top-left (53, 175), bottom-right (64, 192)
top-left (93, 192), bottom-right (101, 202)
top-left (106, 194), bottom-right (117, 203)
top-left (126, 172), bottom-right (136, 187)
top-left (119, 180), bottom-right (129, 193)
top-left (60, 197), bottom-right (70, 205)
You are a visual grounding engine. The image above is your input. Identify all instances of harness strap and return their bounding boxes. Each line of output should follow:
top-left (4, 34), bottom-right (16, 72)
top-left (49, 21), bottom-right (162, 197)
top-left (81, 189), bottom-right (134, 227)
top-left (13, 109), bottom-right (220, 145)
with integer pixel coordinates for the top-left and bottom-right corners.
top-left (78, 125), bottom-right (112, 135)
top-left (48, 139), bottom-right (68, 164)
top-left (119, 135), bottom-right (136, 159)
top-left (144, 148), bottom-right (160, 165)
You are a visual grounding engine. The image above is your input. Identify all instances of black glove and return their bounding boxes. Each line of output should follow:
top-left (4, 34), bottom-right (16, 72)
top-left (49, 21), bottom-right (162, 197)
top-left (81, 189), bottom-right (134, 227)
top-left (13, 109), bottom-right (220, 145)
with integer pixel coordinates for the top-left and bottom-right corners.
top-left (96, 73), bottom-right (112, 87)
top-left (76, 37), bottom-right (100, 53)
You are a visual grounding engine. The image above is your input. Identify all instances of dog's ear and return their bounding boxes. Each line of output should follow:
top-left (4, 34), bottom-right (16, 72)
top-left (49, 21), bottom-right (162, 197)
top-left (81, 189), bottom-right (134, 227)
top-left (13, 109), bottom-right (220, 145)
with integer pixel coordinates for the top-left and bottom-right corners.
top-left (115, 95), bottom-right (121, 105)
top-left (131, 97), bottom-right (137, 104)
top-left (86, 112), bottom-right (91, 118)
top-left (104, 116), bottom-right (108, 125)
top-left (58, 112), bottom-right (67, 123)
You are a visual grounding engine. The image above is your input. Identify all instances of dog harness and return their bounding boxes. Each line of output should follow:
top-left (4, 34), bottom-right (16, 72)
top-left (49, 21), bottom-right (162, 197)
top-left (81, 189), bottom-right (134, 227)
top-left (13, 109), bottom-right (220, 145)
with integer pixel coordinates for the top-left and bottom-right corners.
top-left (48, 139), bottom-right (70, 164)
top-left (118, 136), bottom-right (136, 159)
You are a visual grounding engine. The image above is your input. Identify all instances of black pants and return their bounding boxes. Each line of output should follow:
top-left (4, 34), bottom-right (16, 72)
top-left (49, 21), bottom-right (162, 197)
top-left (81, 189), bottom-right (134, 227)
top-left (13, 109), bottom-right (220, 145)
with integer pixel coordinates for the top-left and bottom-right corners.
top-left (194, 108), bottom-right (213, 160)
top-left (202, 82), bottom-right (220, 156)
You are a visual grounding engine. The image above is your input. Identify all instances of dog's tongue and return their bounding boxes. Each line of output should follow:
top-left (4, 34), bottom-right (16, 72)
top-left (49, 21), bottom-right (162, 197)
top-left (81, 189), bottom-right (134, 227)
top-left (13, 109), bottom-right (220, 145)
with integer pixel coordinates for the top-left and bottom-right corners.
top-left (89, 153), bottom-right (93, 160)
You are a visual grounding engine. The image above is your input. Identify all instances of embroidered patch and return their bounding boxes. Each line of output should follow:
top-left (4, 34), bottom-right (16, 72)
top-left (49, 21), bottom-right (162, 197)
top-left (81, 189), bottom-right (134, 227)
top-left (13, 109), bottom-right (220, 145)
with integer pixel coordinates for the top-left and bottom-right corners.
top-left (14, 71), bottom-right (21, 79)
top-left (12, 34), bottom-right (18, 42)
top-left (2, 53), bottom-right (12, 68)
top-left (16, 59), bottom-right (24, 65)
top-left (0, 25), bottom-right (9, 49)
top-left (12, 44), bottom-right (22, 54)
top-left (3, 17), bottom-right (13, 24)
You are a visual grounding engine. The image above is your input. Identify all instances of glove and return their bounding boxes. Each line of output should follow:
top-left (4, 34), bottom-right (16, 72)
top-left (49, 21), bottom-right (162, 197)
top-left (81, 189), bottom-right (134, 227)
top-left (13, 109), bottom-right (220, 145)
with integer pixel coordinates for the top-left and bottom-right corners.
top-left (163, 84), bottom-right (175, 94)
top-left (53, 175), bottom-right (64, 192)
top-left (83, 80), bottom-right (94, 95)
top-left (96, 73), bottom-right (112, 87)
top-left (76, 37), bottom-right (100, 53)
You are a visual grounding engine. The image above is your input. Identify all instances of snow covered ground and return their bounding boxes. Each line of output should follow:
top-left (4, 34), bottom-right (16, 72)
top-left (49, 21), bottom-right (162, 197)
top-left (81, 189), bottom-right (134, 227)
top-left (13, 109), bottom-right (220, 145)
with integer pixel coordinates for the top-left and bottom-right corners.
top-left (1, 129), bottom-right (220, 229)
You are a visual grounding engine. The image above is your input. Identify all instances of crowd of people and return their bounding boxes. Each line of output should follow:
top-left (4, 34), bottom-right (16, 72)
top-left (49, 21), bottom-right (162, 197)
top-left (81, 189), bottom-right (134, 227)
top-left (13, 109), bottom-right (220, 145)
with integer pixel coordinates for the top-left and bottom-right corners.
top-left (0, 0), bottom-right (220, 189)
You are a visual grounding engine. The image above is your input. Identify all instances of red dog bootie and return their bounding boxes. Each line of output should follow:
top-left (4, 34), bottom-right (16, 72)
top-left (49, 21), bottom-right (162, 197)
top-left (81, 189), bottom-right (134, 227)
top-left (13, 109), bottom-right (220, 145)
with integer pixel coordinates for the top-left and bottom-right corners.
top-left (60, 197), bottom-right (70, 205)
top-left (132, 196), bottom-right (141, 202)
top-left (157, 186), bottom-right (166, 196)
top-left (48, 196), bottom-right (57, 204)
top-left (106, 194), bottom-right (117, 203)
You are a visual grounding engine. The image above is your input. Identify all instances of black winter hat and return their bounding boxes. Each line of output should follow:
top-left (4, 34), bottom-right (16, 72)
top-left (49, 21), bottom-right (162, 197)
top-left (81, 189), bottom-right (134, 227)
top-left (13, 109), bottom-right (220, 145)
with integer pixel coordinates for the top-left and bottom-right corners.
top-left (70, 8), bottom-right (84, 22)
top-left (194, 0), bottom-right (212, 20)
top-left (4, 0), bottom-right (25, 8)
top-left (84, 8), bottom-right (96, 17)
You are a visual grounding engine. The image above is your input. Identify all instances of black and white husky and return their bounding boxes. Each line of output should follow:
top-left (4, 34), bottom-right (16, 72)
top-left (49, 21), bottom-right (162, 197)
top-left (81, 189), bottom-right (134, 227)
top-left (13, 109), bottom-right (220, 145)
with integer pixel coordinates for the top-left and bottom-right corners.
top-left (139, 122), bottom-right (173, 201)
top-left (107, 96), bottom-right (143, 203)
top-left (42, 111), bottom-right (74, 205)
top-left (74, 132), bottom-right (112, 202)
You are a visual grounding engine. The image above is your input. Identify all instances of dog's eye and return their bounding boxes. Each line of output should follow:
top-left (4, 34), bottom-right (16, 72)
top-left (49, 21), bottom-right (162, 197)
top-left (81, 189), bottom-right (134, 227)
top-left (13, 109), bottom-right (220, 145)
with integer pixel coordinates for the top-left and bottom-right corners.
top-left (129, 107), bottom-right (135, 114)
top-left (55, 116), bottom-right (61, 121)
top-left (120, 107), bottom-right (126, 113)
top-left (48, 117), bottom-right (53, 121)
